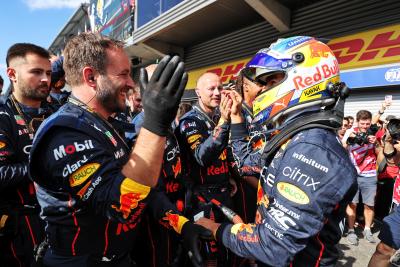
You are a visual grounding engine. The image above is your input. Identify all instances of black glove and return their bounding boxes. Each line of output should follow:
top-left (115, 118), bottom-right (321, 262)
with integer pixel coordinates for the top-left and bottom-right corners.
top-left (140, 55), bottom-right (188, 136)
top-left (181, 222), bottom-right (213, 267)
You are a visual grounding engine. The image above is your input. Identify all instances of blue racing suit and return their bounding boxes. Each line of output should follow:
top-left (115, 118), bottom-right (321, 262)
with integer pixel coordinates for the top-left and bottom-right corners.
top-left (29, 100), bottom-right (153, 266)
top-left (176, 104), bottom-right (235, 265)
top-left (0, 96), bottom-right (50, 266)
top-left (217, 121), bottom-right (358, 267)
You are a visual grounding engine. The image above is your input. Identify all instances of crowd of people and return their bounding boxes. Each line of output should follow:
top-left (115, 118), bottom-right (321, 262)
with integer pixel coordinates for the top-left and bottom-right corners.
top-left (0, 32), bottom-right (399, 267)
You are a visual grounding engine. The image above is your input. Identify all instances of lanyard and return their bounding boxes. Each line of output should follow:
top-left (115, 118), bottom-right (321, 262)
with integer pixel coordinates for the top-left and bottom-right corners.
top-left (68, 96), bottom-right (129, 150)
top-left (193, 105), bottom-right (216, 129)
top-left (9, 95), bottom-right (44, 139)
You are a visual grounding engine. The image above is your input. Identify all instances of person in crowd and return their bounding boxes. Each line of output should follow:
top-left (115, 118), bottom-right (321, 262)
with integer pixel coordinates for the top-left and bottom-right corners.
top-left (127, 87), bottom-right (142, 118)
top-left (0, 43), bottom-right (52, 266)
top-left (338, 117), bottom-right (350, 140)
top-left (130, 64), bottom-right (158, 140)
top-left (346, 115), bottom-right (355, 129)
top-left (127, 69), bottom-right (200, 267)
top-left (47, 56), bottom-right (70, 110)
top-left (176, 72), bottom-right (238, 266)
top-left (28, 33), bottom-right (207, 267)
top-left (174, 102), bottom-right (192, 128)
top-left (369, 118), bottom-right (400, 267)
top-left (375, 114), bottom-right (399, 220)
top-left (116, 87), bottom-right (142, 124)
top-left (196, 36), bottom-right (358, 267)
top-left (0, 75), bottom-right (3, 94)
top-left (373, 100), bottom-right (393, 145)
top-left (342, 110), bottom-right (379, 245)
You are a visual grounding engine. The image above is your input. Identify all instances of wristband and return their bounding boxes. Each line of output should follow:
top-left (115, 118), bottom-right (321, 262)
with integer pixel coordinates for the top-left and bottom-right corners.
top-left (378, 110), bottom-right (385, 115)
top-left (383, 148), bottom-right (397, 158)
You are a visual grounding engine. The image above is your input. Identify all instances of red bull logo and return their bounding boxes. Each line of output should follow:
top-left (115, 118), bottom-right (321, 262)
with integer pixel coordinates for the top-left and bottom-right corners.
top-left (112, 192), bottom-right (142, 219)
top-left (293, 60), bottom-right (339, 90)
top-left (257, 184), bottom-right (264, 204)
top-left (309, 41), bottom-right (334, 58)
top-left (165, 212), bottom-right (180, 228)
top-left (218, 149), bottom-right (227, 160)
top-left (172, 158), bottom-right (182, 178)
top-left (207, 161), bottom-right (229, 176)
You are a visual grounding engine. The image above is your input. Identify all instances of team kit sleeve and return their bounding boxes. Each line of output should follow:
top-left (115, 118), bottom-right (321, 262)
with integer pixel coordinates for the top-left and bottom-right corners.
top-left (40, 127), bottom-right (151, 223)
top-left (229, 123), bottom-right (263, 177)
top-left (179, 118), bottom-right (230, 167)
top-left (0, 112), bottom-right (29, 188)
top-left (218, 141), bottom-right (356, 265)
top-left (146, 190), bottom-right (189, 234)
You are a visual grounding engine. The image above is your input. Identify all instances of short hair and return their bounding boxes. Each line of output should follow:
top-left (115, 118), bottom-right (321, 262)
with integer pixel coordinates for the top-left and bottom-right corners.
top-left (6, 43), bottom-right (50, 67)
top-left (0, 75), bottom-right (3, 85)
top-left (63, 32), bottom-right (124, 87)
top-left (345, 116), bottom-right (354, 121)
top-left (356, 110), bottom-right (372, 121)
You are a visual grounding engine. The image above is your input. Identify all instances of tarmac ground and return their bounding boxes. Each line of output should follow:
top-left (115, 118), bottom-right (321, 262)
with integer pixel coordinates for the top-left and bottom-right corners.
top-left (336, 220), bottom-right (396, 267)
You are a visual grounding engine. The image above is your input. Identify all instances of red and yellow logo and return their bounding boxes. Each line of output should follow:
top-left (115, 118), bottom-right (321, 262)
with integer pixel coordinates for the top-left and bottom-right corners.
top-left (186, 23), bottom-right (400, 90)
top-left (0, 142), bottom-right (6, 149)
top-left (187, 134), bottom-right (201, 143)
top-left (69, 163), bottom-right (100, 187)
top-left (111, 178), bottom-right (150, 219)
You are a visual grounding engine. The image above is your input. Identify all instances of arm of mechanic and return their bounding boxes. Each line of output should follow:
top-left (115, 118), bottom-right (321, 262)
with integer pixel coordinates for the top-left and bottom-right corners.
top-left (0, 118), bottom-right (29, 189)
top-left (179, 94), bottom-right (232, 167)
top-left (122, 55), bottom-right (187, 187)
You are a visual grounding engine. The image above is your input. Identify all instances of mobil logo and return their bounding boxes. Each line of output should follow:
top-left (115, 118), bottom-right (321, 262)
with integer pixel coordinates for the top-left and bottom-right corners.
top-left (293, 60), bottom-right (339, 90)
top-left (54, 140), bottom-right (94, 160)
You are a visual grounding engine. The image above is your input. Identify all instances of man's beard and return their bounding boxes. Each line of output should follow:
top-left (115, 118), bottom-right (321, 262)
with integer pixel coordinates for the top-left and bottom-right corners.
top-left (19, 80), bottom-right (49, 102)
top-left (96, 77), bottom-right (126, 114)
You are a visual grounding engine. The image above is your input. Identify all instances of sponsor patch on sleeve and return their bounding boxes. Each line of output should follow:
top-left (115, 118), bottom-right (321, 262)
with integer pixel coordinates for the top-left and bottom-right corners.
top-left (276, 182), bottom-right (310, 205)
top-left (111, 178), bottom-right (151, 219)
top-left (69, 163), bottom-right (100, 187)
top-left (187, 134), bottom-right (201, 144)
top-left (162, 211), bottom-right (189, 234)
top-left (0, 141), bottom-right (6, 149)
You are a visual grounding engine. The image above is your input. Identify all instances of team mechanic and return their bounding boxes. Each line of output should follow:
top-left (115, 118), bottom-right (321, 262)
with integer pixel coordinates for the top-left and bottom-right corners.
top-left (0, 43), bottom-right (52, 266)
top-left (131, 98), bottom-right (207, 267)
top-left (197, 36), bottom-right (358, 266)
top-left (231, 69), bottom-right (269, 221)
top-left (28, 33), bottom-right (205, 267)
top-left (176, 72), bottom-right (239, 266)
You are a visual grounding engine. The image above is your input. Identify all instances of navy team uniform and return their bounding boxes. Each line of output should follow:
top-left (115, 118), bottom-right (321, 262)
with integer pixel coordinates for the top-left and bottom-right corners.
top-left (218, 123), bottom-right (358, 267)
top-left (231, 104), bottom-right (267, 223)
top-left (29, 98), bottom-right (153, 267)
top-left (0, 96), bottom-right (49, 266)
top-left (132, 130), bottom-right (188, 267)
top-left (177, 105), bottom-right (235, 266)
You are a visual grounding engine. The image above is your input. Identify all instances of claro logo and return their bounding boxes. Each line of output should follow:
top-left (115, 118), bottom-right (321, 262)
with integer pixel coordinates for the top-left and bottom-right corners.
top-left (53, 140), bottom-right (94, 160)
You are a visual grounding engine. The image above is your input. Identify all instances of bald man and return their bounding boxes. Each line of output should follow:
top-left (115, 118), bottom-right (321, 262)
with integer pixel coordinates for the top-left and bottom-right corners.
top-left (176, 72), bottom-right (238, 266)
